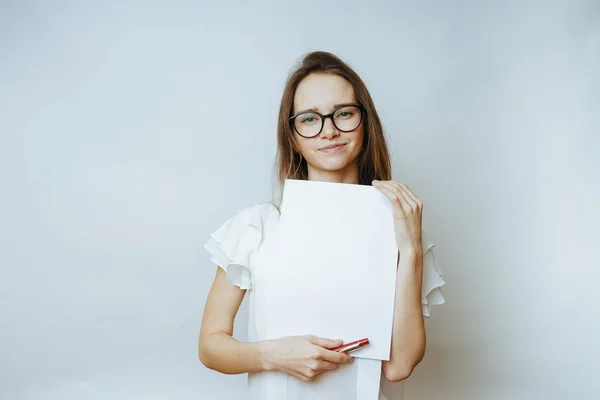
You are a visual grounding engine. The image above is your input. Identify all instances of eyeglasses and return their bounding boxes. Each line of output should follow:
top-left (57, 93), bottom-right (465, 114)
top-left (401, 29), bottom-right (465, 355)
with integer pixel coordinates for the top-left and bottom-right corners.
top-left (289, 104), bottom-right (365, 138)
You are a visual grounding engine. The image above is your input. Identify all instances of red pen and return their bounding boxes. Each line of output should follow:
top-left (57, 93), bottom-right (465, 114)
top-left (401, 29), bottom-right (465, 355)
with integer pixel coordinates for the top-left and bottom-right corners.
top-left (331, 338), bottom-right (369, 354)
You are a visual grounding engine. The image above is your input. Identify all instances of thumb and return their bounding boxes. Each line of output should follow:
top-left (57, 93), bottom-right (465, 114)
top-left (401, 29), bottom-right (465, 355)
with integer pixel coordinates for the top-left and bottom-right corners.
top-left (306, 335), bottom-right (342, 349)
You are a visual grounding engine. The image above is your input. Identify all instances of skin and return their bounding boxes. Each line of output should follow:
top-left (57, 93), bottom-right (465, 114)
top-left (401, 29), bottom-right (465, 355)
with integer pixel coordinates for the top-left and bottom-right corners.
top-left (291, 73), bottom-right (364, 184)
top-left (199, 72), bottom-right (426, 383)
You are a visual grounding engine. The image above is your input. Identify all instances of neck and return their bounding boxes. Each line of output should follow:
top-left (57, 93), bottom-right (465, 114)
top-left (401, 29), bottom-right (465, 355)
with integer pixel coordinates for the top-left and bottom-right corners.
top-left (307, 163), bottom-right (360, 185)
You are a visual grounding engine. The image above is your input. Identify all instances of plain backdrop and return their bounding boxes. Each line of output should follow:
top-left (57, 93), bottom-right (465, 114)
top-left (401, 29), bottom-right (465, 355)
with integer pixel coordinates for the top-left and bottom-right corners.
top-left (1, 1), bottom-right (599, 399)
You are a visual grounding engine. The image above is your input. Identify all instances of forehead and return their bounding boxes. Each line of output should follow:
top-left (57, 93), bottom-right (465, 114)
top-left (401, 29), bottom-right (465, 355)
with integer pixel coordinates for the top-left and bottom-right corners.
top-left (293, 73), bottom-right (356, 113)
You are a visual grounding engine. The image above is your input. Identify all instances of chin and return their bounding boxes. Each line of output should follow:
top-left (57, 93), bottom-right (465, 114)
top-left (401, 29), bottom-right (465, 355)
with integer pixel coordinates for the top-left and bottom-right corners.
top-left (318, 158), bottom-right (353, 171)
top-left (309, 146), bottom-right (360, 172)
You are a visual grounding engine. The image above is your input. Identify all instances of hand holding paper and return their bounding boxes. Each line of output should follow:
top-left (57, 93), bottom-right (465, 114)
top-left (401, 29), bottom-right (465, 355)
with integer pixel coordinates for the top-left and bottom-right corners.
top-left (372, 180), bottom-right (424, 253)
top-left (260, 335), bottom-right (354, 381)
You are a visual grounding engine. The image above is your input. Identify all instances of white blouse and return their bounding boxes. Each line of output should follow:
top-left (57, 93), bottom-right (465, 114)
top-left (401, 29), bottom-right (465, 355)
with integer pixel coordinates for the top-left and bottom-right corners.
top-left (205, 203), bottom-right (445, 400)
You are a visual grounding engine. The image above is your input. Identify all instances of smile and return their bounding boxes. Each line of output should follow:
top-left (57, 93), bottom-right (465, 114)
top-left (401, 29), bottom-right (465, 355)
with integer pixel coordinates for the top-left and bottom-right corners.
top-left (319, 144), bottom-right (346, 154)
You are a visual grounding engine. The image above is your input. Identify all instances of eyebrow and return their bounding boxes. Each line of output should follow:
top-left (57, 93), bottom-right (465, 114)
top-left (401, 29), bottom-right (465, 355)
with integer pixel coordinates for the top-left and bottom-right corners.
top-left (293, 102), bottom-right (358, 116)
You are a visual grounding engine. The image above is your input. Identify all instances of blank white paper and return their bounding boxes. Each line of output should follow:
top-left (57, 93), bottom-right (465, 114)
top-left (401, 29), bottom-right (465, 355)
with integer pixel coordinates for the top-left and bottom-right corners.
top-left (257, 179), bottom-right (398, 361)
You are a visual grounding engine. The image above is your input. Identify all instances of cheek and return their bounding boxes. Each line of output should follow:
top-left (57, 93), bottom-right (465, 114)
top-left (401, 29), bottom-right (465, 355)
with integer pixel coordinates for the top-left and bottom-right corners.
top-left (295, 137), bottom-right (315, 156)
top-left (351, 128), bottom-right (365, 151)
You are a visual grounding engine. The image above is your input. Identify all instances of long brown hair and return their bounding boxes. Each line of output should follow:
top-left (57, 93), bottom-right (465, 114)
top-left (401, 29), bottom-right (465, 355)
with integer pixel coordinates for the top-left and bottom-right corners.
top-left (272, 51), bottom-right (392, 207)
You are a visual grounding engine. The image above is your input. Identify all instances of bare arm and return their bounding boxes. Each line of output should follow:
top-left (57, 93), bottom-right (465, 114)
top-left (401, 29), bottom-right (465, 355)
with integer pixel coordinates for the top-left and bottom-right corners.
top-left (198, 267), bottom-right (266, 374)
top-left (198, 266), bottom-right (354, 379)
top-left (382, 249), bottom-right (426, 382)
top-left (371, 180), bottom-right (428, 383)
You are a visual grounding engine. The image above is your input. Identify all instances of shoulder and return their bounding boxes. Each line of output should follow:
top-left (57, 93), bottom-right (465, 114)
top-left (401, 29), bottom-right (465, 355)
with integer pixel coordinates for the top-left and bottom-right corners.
top-left (236, 202), bottom-right (278, 216)
top-left (204, 202), bottom-right (277, 289)
top-left (210, 202), bottom-right (277, 244)
top-left (232, 202), bottom-right (279, 227)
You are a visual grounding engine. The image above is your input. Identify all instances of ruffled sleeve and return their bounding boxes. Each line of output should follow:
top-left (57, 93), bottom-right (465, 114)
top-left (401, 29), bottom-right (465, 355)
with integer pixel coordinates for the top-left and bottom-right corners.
top-left (421, 231), bottom-right (446, 317)
top-left (204, 205), bottom-right (265, 290)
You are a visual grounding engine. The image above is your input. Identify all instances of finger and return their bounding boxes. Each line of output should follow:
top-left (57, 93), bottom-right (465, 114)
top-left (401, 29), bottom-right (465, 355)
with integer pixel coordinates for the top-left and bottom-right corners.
top-left (301, 367), bottom-right (320, 381)
top-left (392, 183), bottom-right (422, 208)
top-left (307, 336), bottom-right (342, 349)
top-left (297, 369), bottom-right (313, 381)
top-left (319, 348), bottom-right (354, 364)
top-left (385, 182), bottom-right (417, 209)
top-left (306, 362), bottom-right (338, 381)
top-left (309, 366), bottom-right (333, 380)
top-left (315, 360), bottom-right (339, 371)
top-left (373, 182), bottom-right (411, 213)
top-left (288, 369), bottom-right (311, 381)
top-left (282, 365), bottom-right (313, 381)
top-left (372, 181), bottom-right (400, 201)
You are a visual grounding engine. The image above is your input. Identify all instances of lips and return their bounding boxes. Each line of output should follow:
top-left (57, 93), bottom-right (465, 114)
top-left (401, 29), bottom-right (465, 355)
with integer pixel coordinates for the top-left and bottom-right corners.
top-left (319, 143), bottom-right (346, 152)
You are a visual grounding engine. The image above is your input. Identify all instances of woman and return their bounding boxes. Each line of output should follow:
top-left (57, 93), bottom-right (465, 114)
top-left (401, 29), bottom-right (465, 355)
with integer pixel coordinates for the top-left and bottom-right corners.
top-left (199, 51), bottom-right (445, 400)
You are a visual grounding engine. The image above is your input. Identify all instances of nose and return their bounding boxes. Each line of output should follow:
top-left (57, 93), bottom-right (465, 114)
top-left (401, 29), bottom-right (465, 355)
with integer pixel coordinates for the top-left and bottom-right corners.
top-left (320, 116), bottom-right (339, 139)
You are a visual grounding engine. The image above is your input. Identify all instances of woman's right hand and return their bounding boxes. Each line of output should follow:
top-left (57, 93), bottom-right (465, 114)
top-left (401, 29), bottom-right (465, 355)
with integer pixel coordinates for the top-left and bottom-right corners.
top-left (260, 335), bottom-right (354, 381)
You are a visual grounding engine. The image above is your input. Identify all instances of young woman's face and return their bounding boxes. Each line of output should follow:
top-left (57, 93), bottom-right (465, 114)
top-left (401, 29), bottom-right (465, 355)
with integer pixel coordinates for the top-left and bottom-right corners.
top-left (292, 73), bottom-right (364, 180)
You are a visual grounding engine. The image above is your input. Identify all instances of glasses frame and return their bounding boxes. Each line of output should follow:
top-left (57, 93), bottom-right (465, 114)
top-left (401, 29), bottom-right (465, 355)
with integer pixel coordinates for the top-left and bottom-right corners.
top-left (289, 104), bottom-right (365, 138)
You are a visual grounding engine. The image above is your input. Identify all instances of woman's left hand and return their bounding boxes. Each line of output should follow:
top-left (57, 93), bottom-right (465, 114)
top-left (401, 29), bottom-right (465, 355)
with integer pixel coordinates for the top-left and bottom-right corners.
top-left (372, 180), bottom-right (423, 253)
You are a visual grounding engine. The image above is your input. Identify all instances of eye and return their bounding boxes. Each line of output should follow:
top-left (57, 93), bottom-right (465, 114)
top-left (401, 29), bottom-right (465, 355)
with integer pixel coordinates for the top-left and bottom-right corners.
top-left (335, 109), bottom-right (354, 119)
top-left (298, 113), bottom-right (320, 125)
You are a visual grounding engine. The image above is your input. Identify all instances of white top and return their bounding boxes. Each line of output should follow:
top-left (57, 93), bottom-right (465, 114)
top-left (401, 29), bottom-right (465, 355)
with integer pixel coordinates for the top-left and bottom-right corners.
top-left (205, 203), bottom-right (446, 400)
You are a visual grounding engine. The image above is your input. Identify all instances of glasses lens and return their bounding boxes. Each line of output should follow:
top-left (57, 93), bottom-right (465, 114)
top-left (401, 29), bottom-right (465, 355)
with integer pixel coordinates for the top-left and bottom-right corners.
top-left (333, 106), bottom-right (362, 132)
top-left (294, 112), bottom-right (322, 137)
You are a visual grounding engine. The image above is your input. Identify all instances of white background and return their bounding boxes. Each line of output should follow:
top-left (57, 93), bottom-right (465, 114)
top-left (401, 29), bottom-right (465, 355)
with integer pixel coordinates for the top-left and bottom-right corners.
top-left (1, 1), bottom-right (598, 399)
